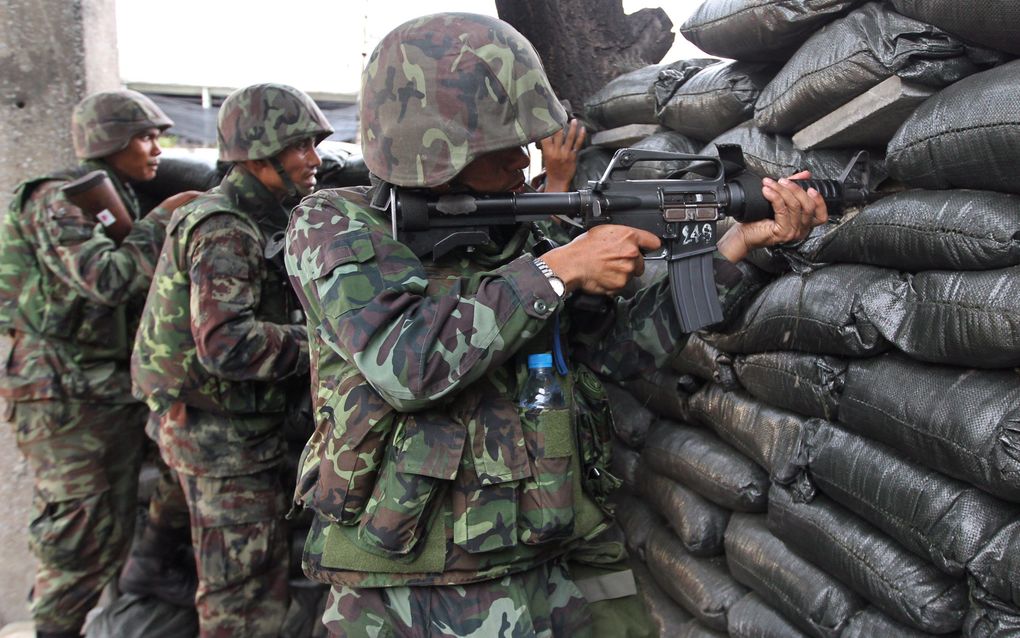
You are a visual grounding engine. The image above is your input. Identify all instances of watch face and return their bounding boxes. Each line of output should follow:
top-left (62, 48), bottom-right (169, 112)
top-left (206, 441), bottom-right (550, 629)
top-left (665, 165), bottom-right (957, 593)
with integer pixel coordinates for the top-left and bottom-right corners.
top-left (550, 277), bottom-right (565, 297)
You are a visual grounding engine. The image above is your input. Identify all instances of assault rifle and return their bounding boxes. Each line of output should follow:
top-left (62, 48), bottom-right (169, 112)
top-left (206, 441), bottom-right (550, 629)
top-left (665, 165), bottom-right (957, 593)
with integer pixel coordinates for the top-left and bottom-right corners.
top-left (381, 145), bottom-right (870, 332)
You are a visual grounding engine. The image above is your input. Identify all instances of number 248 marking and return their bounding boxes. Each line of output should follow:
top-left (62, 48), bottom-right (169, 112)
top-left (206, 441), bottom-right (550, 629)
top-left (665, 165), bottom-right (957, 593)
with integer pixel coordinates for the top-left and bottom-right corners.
top-left (681, 223), bottom-right (714, 245)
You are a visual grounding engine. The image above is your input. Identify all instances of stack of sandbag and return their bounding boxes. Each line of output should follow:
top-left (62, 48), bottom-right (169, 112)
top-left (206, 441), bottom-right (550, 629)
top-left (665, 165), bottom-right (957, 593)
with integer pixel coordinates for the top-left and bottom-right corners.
top-left (596, 2), bottom-right (1020, 636)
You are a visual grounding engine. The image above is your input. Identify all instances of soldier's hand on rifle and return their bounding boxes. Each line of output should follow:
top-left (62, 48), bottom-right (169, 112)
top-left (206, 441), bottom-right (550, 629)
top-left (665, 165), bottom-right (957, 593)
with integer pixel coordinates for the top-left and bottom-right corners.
top-left (717, 170), bottom-right (827, 263)
top-left (539, 119), bottom-right (586, 193)
top-left (542, 224), bottom-right (660, 295)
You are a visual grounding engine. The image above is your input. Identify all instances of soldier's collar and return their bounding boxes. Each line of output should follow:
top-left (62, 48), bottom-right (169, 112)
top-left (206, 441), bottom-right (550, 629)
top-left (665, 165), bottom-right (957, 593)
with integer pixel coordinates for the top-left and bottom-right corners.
top-left (223, 165), bottom-right (290, 232)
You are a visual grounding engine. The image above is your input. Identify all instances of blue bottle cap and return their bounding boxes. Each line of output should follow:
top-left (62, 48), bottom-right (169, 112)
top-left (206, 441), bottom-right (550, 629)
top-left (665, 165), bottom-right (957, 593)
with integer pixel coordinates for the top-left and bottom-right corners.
top-left (527, 353), bottom-right (553, 369)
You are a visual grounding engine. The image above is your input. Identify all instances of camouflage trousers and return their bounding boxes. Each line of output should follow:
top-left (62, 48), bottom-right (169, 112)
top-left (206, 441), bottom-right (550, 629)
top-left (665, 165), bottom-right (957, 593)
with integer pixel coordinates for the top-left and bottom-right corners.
top-left (12, 399), bottom-right (147, 633)
top-left (321, 558), bottom-right (656, 638)
top-left (176, 468), bottom-right (290, 638)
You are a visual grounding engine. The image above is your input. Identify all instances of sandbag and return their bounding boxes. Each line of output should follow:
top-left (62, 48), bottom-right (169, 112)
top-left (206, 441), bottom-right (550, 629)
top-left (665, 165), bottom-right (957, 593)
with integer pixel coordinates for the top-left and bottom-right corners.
top-left (806, 420), bottom-right (1020, 577)
top-left (964, 585), bottom-right (1020, 638)
top-left (677, 622), bottom-right (730, 638)
top-left (317, 148), bottom-right (371, 189)
top-left (679, 0), bottom-right (867, 62)
top-left (84, 594), bottom-right (198, 638)
top-left (704, 264), bottom-right (895, 357)
top-left (584, 59), bottom-right (715, 130)
top-left (890, 0), bottom-right (1020, 56)
top-left (701, 122), bottom-right (888, 184)
top-left (669, 333), bottom-right (738, 389)
top-left (733, 351), bottom-right (845, 420)
top-left (656, 61), bottom-right (777, 142)
top-left (840, 352), bottom-right (1020, 502)
top-left (134, 155), bottom-right (219, 213)
top-left (728, 592), bottom-right (810, 638)
top-left (843, 607), bottom-right (955, 638)
top-left (801, 189), bottom-right (1020, 271)
top-left (646, 525), bottom-right (748, 631)
top-left (643, 420), bottom-right (769, 512)
top-left (610, 438), bottom-right (641, 488)
top-left (632, 559), bottom-right (695, 634)
top-left (861, 266), bottom-right (1020, 368)
top-left (571, 146), bottom-right (615, 190)
top-left (888, 60), bottom-right (1020, 194)
top-left (620, 368), bottom-right (695, 423)
top-left (614, 496), bottom-right (661, 561)
top-left (755, 2), bottom-right (1002, 133)
top-left (606, 381), bottom-right (657, 448)
top-left (685, 384), bottom-right (812, 493)
top-left (634, 465), bottom-right (730, 556)
top-left (767, 485), bottom-right (967, 633)
top-left (969, 519), bottom-right (1020, 609)
top-left (624, 131), bottom-right (700, 179)
top-left (725, 513), bottom-right (866, 638)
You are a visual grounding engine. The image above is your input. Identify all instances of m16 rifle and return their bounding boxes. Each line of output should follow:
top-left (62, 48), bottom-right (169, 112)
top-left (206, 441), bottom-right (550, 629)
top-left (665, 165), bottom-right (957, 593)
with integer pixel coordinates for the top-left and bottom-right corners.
top-left (381, 145), bottom-right (870, 332)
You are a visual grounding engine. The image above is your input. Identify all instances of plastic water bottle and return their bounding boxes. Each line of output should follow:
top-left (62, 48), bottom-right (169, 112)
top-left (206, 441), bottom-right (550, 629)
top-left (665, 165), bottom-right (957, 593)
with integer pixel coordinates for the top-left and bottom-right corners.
top-left (518, 352), bottom-right (566, 410)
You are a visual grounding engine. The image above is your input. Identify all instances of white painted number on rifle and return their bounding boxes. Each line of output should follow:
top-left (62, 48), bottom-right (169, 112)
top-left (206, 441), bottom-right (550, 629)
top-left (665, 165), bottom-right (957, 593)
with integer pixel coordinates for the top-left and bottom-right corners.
top-left (681, 223), bottom-right (714, 246)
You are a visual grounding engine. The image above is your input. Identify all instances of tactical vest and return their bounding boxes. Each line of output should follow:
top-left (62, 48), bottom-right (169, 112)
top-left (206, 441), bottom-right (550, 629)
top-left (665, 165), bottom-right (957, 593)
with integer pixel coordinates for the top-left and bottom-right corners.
top-left (0, 167), bottom-right (132, 363)
top-left (131, 187), bottom-right (293, 416)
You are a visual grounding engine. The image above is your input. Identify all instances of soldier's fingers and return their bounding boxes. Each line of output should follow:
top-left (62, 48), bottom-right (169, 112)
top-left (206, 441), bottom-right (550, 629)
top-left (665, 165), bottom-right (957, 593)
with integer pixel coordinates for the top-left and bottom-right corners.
top-left (564, 120), bottom-right (580, 151)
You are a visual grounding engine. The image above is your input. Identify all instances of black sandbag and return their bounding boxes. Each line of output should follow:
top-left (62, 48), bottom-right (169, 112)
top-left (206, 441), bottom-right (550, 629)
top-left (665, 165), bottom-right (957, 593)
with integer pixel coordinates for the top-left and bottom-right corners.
top-left (733, 351), bottom-right (846, 420)
top-left (634, 465), bottom-right (730, 556)
top-left (584, 59), bottom-right (715, 130)
top-left (676, 622), bottom-right (730, 638)
top-left (725, 513), bottom-right (866, 638)
top-left (840, 352), bottom-right (1020, 502)
top-left (801, 189), bottom-right (1020, 272)
top-left (969, 519), bottom-right (1020, 609)
top-left (656, 61), bottom-right (778, 142)
top-left (620, 368), bottom-right (696, 423)
top-left (860, 266), bottom-right (1020, 368)
top-left (624, 131), bottom-right (700, 179)
top-left (135, 155), bottom-right (219, 213)
top-left (888, 60), bottom-right (1020, 195)
top-left (669, 333), bottom-right (738, 390)
top-left (728, 592), bottom-right (810, 638)
top-left (843, 607), bottom-right (956, 638)
top-left (685, 383), bottom-right (812, 493)
top-left (768, 485), bottom-right (967, 633)
top-left (570, 146), bottom-right (615, 190)
top-left (84, 593), bottom-right (198, 638)
top-left (646, 525), bottom-right (748, 631)
top-left (643, 420), bottom-right (769, 512)
top-left (890, 0), bottom-right (1020, 56)
top-left (632, 558), bottom-right (695, 634)
top-left (679, 0), bottom-right (867, 62)
top-left (614, 495), bottom-right (662, 561)
top-left (610, 438), bottom-right (641, 488)
top-left (703, 263), bottom-right (895, 357)
top-left (755, 2), bottom-right (1003, 133)
top-left (964, 585), bottom-right (1020, 638)
top-left (806, 420), bottom-right (1020, 577)
top-left (317, 148), bottom-right (371, 189)
top-left (605, 381), bottom-right (657, 449)
top-left (701, 121), bottom-right (888, 184)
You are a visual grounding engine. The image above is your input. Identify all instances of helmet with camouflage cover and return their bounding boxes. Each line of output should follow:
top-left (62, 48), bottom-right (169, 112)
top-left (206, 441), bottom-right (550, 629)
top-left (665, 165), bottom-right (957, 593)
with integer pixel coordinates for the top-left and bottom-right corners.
top-left (217, 83), bottom-right (333, 162)
top-left (360, 12), bottom-right (568, 188)
top-left (71, 89), bottom-right (174, 159)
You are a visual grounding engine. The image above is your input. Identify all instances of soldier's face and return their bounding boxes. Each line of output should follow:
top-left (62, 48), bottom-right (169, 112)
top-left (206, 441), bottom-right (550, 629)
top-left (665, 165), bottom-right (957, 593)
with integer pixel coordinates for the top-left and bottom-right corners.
top-left (277, 138), bottom-right (322, 196)
top-left (452, 146), bottom-right (530, 193)
top-left (105, 128), bottom-right (163, 182)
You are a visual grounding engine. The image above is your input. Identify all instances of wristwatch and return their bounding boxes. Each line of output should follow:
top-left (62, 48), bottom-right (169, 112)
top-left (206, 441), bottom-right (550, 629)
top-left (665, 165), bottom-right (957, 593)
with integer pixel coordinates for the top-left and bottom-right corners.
top-left (533, 257), bottom-right (566, 298)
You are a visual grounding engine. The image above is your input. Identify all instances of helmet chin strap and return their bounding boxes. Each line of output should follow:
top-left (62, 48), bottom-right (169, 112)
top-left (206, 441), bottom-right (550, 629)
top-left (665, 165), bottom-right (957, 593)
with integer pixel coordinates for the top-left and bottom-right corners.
top-left (269, 156), bottom-right (303, 205)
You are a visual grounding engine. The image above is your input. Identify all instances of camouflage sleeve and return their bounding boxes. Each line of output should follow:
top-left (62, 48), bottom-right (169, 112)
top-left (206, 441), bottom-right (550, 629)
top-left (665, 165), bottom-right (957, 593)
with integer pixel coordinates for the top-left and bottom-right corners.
top-left (188, 214), bottom-right (308, 382)
top-left (573, 252), bottom-right (769, 380)
top-left (286, 193), bottom-right (562, 412)
top-left (25, 182), bottom-right (163, 306)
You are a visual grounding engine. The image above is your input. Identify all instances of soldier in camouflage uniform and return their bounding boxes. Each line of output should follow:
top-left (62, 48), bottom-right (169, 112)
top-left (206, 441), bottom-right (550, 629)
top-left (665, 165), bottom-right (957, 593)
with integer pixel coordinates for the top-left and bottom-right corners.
top-left (132, 83), bottom-right (332, 638)
top-left (0, 89), bottom-right (199, 638)
top-left (284, 13), bottom-right (827, 638)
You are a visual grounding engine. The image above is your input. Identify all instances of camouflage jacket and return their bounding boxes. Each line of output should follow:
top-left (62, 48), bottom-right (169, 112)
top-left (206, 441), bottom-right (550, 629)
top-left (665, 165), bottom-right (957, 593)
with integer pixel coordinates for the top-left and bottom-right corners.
top-left (285, 185), bottom-right (758, 588)
top-left (0, 160), bottom-right (171, 402)
top-left (132, 165), bottom-right (309, 476)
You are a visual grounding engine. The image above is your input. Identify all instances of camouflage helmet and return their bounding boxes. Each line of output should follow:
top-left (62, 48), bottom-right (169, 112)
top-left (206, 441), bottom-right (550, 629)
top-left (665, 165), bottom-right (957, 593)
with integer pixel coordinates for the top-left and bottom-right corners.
top-left (217, 83), bottom-right (334, 162)
top-left (71, 89), bottom-right (173, 159)
top-left (360, 13), bottom-right (568, 187)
